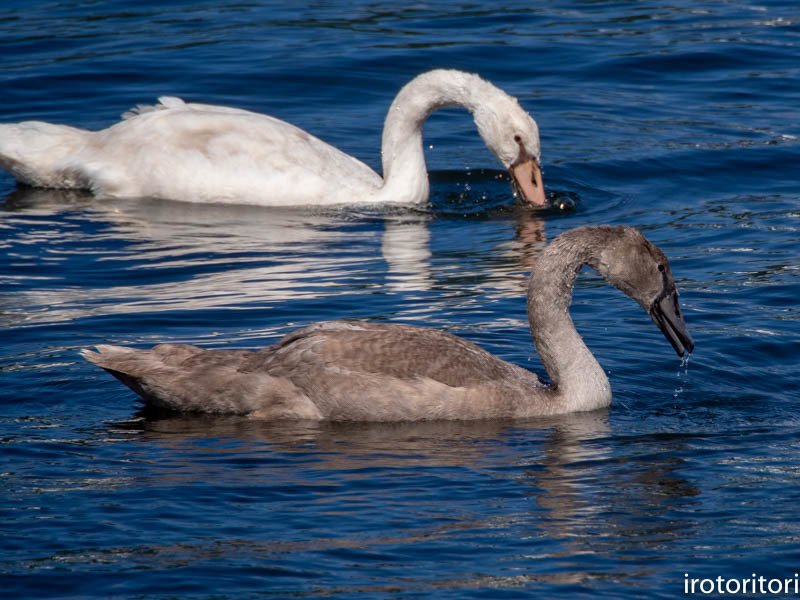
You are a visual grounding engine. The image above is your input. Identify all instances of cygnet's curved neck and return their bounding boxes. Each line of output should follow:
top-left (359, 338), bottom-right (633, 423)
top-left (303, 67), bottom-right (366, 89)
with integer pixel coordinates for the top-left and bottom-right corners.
top-left (376, 70), bottom-right (497, 204)
top-left (527, 229), bottom-right (613, 413)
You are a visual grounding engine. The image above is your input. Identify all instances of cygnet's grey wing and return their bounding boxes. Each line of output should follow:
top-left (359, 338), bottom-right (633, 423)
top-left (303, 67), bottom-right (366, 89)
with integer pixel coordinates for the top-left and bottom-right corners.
top-left (251, 321), bottom-right (536, 386)
top-left (245, 321), bottom-right (542, 420)
top-left (81, 343), bottom-right (320, 418)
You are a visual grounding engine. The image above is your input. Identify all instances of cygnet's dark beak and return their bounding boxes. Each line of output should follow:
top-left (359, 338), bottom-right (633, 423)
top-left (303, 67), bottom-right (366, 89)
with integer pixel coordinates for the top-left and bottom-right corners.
top-left (649, 288), bottom-right (694, 356)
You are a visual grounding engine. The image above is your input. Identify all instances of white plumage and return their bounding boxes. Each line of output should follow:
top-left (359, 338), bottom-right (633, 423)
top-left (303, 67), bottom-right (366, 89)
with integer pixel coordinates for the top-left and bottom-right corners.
top-left (0, 70), bottom-right (546, 207)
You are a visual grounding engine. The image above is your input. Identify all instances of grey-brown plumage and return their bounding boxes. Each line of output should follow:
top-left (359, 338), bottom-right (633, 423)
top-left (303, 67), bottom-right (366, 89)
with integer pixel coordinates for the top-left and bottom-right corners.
top-left (81, 226), bottom-right (693, 421)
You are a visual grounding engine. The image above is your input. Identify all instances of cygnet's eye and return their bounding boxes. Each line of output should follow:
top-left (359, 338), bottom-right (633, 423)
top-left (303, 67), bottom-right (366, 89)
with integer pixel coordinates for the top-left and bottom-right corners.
top-left (657, 264), bottom-right (665, 273)
top-left (514, 134), bottom-right (522, 143)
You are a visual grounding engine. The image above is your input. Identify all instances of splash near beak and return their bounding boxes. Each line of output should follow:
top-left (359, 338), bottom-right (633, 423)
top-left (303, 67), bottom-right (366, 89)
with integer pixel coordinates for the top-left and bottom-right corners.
top-left (649, 288), bottom-right (694, 357)
top-left (509, 155), bottom-right (546, 207)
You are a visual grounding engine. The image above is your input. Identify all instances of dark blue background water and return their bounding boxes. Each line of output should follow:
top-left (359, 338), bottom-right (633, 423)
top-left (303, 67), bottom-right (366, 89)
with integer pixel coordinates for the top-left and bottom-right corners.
top-left (2, 1), bottom-right (799, 598)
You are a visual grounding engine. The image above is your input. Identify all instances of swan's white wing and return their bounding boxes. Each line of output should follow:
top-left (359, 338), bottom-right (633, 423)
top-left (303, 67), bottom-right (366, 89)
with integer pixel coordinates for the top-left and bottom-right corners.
top-left (78, 101), bottom-right (384, 205)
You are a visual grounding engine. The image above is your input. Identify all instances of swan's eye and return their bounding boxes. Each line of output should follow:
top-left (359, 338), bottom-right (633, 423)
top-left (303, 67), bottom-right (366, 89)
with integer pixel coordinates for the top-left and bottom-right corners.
top-left (514, 134), bottom-right (522, 143)
top-left (657, 264), bottom-right (665, 272)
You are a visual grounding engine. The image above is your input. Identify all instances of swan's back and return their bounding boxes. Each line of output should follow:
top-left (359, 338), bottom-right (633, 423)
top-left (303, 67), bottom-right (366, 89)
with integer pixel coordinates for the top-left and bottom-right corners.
top-left (1, 97), bottom-right (382, 204)
top-left (94, 100), bottom-right (382, 203)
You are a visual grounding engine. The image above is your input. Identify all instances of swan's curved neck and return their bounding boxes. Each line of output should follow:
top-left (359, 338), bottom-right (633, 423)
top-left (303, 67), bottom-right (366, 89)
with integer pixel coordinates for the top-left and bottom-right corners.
top-left (376, 70), bottom-right (494, 204)
top-left (527, 231), bottom-right (612, 413)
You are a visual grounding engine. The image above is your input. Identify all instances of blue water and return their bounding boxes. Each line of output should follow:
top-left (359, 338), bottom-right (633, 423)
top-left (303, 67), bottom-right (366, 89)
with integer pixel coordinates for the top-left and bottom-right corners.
top-left (2, 1), bottom-right (800, 598)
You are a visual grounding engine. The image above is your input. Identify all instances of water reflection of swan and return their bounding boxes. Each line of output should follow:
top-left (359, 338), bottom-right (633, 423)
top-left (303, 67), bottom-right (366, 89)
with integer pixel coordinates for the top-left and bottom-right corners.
top-left (0, 70), bottom-right (546, 207)
top-left (0, 188), bottom-right (435, 328)
top-left (83, 227), bottom-right (693, 420)
top-left (2, 183), bottom-right (555, 332)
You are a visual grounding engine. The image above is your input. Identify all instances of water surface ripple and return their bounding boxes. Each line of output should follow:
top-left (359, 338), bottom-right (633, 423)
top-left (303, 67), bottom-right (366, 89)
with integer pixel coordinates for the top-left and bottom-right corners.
top-left (1, 1), bottom-right (799, 598)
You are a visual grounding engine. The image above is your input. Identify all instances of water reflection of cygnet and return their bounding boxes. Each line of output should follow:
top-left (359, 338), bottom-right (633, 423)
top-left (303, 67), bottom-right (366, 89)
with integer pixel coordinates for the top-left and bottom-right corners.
top-left (1, 188), bottom-right (434, 325)
top-left (119, 410), bottom-right (613, 498)
top-left (107, 410), bottom-right (697, 585)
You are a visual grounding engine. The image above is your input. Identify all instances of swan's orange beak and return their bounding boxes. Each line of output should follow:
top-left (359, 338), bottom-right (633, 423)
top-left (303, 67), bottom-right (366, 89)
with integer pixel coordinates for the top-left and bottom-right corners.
top-left (509, 157), bottom-right (546, 207)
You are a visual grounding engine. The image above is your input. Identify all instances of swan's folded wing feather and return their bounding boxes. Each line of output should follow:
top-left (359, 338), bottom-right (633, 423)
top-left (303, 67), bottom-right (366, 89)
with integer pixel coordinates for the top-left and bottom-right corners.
top-left (94, 108), bottom-right (382, 203)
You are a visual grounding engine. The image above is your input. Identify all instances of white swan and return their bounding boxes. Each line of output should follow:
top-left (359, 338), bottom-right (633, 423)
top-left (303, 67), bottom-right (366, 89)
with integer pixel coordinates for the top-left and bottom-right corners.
top-left (0, 69), bottom-right (546, 207)
top-left (82, 226), bottom-right (694, 421)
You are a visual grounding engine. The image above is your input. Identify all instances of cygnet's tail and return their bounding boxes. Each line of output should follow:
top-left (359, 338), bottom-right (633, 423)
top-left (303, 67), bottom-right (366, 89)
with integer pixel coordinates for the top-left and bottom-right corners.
top-left (0, 121), bottom-right (92, 188)
top-left (81, 344), bottom-right (181, 410)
